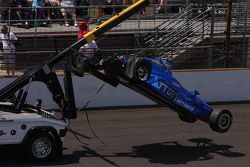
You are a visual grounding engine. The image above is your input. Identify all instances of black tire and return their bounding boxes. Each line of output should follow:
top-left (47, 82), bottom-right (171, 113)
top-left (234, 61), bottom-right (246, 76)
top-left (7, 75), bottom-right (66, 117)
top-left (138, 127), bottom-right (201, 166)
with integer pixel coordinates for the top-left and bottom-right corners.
top-left (178, 114), bottom-right (197, 123)
top-left (209, 109), bottom-right (233, 133)
top-left (25, 132), bottom-right (60, 161)
top-left (132, 59), bottom-right (151, 83)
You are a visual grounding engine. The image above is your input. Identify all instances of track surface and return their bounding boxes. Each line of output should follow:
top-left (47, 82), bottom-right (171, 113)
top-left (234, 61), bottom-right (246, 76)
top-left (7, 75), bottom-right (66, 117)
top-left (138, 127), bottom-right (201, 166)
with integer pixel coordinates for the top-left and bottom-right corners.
top-left (0, 104), bottom-right (249, 167)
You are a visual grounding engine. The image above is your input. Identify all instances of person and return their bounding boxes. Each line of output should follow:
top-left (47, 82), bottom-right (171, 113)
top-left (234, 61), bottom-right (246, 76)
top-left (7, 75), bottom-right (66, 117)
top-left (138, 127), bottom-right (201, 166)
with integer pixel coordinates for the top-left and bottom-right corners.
top-left (44, 0), bottom-right (53, 23)
top-left (31, 0), bottom-right (46, 20)
top-left (44, 0), bottom-right (62, 22)
top-left (0, 25), bottom-right (18, 77)
top-left (90, 0), bottom-right (104, 25)
top-left (77, 20), bottom-right (88, 40)
top-left (11, 0), bottom-right (32, 27)
top-left (75, 0), bottom-right (89, 18)
top-left (60, 0), bottom-right (78, 27)
top-left (0, 1), bottom-right (10, 22)
top-left (135, 0), bottom-right (146, 14)
top-left (103, 0), bottom-right (114, 15)
top-left (156, 0), bottom-right (167, 14)
top-left (77, 21), bottom-right (100, 73)
top-left (114, 0), bottom-right (123, 14)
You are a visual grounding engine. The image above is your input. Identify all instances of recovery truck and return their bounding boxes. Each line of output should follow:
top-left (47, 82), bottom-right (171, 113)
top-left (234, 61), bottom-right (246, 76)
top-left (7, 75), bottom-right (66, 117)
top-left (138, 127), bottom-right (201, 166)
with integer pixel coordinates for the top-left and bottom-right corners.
top-left (0, 0), bottom-right (233, 161)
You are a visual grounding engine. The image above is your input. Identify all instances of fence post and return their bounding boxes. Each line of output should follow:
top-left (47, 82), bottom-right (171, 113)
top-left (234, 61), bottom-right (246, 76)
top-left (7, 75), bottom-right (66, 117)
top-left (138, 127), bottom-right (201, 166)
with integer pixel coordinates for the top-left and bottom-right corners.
top-left (34, 8), bottom-right (38, 48)
top-left (8, 7), bottom-right (11, 26)
top-left (202, 9), bottom-right (205, 40)
top-left (137, 11), bottom-right (141, 45)
top-left (243, 4), bottom-right (247, 67)
top-left (224, 0), bottom-right (233, 68)
top-left (208, 5), bottom-right (215, 68)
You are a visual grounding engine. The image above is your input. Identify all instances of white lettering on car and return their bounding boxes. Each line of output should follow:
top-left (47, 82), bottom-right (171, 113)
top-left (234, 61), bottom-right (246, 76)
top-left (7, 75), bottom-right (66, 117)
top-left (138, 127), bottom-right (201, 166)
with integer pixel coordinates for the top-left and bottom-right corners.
top-left (0, 118), bottom-right (14, 123)
top-left (158, 81), bottom-right (176, 100)
top-left (158, 81), bottom-right (194, 112)
top-left (175, 98), bottom-right (194, 112)
top-left (0, 130), bottom-right (7, 136)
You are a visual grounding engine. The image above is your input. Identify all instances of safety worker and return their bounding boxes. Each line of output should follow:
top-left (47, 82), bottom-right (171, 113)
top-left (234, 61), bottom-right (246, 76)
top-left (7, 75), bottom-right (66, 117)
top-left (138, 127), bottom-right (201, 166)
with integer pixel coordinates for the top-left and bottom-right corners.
top-left (77, 21), bottom-right (100, 73)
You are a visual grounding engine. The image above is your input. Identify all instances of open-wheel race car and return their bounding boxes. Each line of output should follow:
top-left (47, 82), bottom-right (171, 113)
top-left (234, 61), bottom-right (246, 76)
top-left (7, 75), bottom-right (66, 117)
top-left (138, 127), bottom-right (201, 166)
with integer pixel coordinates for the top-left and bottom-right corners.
top-left (97, 54), bottom-right (233, 133)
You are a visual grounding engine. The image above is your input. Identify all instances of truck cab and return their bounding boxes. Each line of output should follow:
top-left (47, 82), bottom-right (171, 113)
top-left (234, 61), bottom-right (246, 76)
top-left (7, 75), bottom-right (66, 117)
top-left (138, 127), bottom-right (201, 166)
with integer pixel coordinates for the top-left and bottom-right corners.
top-left (0, 102), bottom-right (67, 161)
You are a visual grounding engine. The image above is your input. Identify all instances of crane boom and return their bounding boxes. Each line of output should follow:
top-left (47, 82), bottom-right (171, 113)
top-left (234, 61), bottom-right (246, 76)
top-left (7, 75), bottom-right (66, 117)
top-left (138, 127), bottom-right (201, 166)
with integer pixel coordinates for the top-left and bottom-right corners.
top-left (0, 0), bottom-right (150, 119)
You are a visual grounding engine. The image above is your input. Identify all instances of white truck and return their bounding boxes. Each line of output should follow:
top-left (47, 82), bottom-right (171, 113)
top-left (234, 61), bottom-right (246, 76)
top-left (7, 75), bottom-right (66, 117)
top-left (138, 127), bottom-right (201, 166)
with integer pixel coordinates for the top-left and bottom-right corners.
top-left (0, 101), bottom-right (67, 161)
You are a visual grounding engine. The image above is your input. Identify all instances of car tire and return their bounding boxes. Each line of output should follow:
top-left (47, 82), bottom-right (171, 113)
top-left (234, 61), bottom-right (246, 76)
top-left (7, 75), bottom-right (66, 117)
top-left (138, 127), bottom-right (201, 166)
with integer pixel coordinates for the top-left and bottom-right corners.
top-left (25, 132), bottom-right (59, 161)
top-left (132, 59), bottom-right (151, 83)
top-left (178, 114), bottom-right (197, 123)
top-left (209, 109), bottom-right (233, 133)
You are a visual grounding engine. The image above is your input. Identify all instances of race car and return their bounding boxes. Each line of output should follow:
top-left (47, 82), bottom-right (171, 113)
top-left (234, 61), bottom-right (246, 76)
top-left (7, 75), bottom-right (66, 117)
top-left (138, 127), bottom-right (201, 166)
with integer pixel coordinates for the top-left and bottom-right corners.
top-left (98, 54), bottom-right (233, 133)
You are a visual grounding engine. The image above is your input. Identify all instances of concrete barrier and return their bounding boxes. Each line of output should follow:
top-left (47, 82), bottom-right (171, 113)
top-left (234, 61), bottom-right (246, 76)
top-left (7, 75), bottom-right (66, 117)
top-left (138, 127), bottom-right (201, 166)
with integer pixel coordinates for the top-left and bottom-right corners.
top-left (1, 69), bottom-right (250, 109)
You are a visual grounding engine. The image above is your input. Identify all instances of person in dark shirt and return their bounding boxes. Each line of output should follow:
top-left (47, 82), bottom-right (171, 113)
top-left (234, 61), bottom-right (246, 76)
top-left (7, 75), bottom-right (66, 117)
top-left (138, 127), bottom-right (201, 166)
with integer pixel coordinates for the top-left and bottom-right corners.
top-left (1, 0), bottom-right (12, 22)
top-left (11, 0), bottom-right (32, 26)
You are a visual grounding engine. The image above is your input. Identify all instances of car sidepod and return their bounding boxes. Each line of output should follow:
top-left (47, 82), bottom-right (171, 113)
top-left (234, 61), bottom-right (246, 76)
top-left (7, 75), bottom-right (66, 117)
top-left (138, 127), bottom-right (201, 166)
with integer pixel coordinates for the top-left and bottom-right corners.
top-left (122, 56), bottom-right (233, 133)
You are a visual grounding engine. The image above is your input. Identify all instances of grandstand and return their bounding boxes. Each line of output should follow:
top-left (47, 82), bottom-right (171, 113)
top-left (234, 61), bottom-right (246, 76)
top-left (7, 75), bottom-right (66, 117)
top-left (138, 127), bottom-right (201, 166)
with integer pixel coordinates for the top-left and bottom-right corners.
top-left (1, 1), bottom-right (250, 76)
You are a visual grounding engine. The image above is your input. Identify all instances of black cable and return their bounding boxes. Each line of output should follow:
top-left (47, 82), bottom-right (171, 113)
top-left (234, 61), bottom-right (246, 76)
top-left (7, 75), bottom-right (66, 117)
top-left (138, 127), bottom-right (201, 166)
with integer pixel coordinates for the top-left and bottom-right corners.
top-left (68, 125), bottom-right (90, 146)
top-left (67, 83), bottom-right (105, 145)
top-left (78, 82), bottom-right (106, 144)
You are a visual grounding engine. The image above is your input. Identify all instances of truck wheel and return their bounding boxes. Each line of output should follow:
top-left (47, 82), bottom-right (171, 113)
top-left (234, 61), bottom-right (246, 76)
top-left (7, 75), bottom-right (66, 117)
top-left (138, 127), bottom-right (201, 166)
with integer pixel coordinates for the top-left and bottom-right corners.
top-left (178, 114), bottom-right (197, 123)
top-left (132, 59), bottom-right (151, 82)
top-left (25, 132), bottom-right (58, 161)
top-left (209, 109), bottom-right (233, 133)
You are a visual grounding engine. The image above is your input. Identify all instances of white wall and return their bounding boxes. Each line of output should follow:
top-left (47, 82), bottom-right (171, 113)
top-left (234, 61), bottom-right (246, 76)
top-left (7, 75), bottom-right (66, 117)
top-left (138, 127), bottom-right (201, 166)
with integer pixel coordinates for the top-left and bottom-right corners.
top-left (173, 69), bottom-right (250, 102)
top-left (1, 69), bottom-right (250, 109)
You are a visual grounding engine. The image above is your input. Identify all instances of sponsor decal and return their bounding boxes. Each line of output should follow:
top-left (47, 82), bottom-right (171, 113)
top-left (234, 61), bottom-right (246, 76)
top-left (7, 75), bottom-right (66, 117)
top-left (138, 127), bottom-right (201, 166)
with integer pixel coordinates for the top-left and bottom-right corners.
top-left (174, 98), bottom-right (195, 112)
top-left (158, 81), bottom-right (177, 100)
top-left (0, 130), bottom-right (7, 136)
top-left (0, 118), bottom-right (14, 123)
top-left (11, 130), bottom-right (16, 136)
top-left (158, 80), bottom-right (194, 112)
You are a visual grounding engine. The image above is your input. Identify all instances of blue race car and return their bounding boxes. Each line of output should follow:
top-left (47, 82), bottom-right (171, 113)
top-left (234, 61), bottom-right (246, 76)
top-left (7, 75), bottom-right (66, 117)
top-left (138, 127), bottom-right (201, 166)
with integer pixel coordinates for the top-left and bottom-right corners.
top-left (102, 54), bottom-right (233, 133)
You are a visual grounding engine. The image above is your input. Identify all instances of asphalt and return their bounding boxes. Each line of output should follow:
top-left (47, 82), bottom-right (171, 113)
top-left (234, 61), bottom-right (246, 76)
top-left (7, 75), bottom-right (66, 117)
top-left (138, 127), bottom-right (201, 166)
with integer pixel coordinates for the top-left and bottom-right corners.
top-left (0, 104), bottom-right (249, 167)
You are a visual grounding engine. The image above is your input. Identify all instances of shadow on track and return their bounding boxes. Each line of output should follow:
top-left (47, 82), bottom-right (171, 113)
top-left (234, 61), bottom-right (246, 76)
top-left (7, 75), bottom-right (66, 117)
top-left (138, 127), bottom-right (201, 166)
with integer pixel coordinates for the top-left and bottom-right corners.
top-left (114, 138), bottom-right (246, 165)
top-left (0, 138), bottom-right (245, 166)
top-left (0, 145), bottom-right (120, 167)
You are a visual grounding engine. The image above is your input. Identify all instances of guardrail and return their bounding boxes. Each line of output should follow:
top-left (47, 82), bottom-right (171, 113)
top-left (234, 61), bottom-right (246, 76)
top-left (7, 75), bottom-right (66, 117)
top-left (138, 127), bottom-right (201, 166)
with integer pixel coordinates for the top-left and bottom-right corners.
top-left (0, 3), bottom-right (249, 34)
top-left (0, 4), bottom-right (183, 34)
